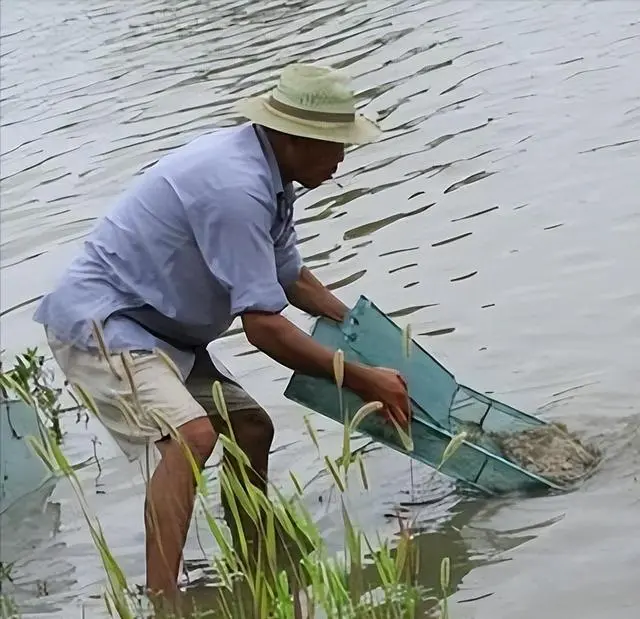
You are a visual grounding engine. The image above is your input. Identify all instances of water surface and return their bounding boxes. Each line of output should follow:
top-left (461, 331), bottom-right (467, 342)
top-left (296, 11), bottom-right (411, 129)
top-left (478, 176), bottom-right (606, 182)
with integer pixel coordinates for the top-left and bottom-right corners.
top-left (1, 0), bottom-right (639, 617)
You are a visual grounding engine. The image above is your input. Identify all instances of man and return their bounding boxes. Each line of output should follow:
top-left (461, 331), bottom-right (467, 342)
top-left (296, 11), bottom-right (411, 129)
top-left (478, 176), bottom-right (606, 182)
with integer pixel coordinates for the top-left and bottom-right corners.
top-left (33, 62), bottom-right (410, 607)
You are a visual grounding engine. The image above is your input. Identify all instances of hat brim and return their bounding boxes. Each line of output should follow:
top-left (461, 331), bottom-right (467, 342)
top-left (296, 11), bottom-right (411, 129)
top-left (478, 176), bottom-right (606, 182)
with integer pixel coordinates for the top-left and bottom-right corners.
top-left (235, 96), bottom-right (381, 145)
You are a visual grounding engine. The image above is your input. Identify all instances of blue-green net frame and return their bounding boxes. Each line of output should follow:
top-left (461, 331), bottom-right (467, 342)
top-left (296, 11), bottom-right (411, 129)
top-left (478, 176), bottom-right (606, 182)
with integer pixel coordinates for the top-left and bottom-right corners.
top-left (284, 296), bottom-right (564, 495)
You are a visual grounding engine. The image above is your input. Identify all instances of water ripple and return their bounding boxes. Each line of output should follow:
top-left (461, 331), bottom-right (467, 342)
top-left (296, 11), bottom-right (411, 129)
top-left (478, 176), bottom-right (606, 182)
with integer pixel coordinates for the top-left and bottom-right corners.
top-left (1, 0), bottom-right (640, 616)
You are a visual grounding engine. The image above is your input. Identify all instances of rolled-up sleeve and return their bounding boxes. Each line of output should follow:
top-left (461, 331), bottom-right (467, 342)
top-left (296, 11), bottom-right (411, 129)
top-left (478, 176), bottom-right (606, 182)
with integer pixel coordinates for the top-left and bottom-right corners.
top-left (188, 189), bottom-right (289, 317)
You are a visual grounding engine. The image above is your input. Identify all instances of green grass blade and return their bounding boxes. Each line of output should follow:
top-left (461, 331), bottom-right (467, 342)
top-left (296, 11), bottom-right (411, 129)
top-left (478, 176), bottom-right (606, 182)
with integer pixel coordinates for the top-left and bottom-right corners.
top-left (438, 431), bottom-right (468, 470)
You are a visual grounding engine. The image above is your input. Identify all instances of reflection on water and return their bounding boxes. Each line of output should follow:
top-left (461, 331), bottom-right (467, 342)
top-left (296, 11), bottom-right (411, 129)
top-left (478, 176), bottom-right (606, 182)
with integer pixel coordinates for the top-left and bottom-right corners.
top-left (0, 479), bottom-right (71, 612)
top-left (2, 0), bottom-right (640, 617)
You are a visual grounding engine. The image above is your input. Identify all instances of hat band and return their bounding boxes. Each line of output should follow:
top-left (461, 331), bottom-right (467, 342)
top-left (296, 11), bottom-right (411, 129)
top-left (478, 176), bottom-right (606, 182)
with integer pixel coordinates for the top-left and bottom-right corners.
top-left (267, 95), bottom-right (355, 124)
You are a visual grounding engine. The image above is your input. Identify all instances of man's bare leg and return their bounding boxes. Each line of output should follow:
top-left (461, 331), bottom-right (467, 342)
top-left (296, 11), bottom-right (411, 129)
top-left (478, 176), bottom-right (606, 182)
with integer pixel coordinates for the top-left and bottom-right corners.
top-left (144, 417), bottom-right (217, 611)
top-left (210, 409), bottom-right (273, 562)
top-left (215, 407), bottom-right (312, 612)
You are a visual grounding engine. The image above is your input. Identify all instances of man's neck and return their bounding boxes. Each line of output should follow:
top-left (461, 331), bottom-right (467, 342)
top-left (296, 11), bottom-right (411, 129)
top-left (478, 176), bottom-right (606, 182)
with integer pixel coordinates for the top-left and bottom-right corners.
top-left (260, 125), bottom-right (294, 186)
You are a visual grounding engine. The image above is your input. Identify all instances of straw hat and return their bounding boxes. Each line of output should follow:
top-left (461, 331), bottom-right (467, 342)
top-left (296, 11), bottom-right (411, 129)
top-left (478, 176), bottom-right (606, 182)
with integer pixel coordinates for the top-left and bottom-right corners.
top-left (235, 63), bottom-right (382, 145)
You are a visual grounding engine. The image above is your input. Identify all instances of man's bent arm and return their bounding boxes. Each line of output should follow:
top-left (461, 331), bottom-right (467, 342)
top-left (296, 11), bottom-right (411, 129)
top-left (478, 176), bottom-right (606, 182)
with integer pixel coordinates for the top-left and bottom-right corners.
top-left (285, 266), bottom-right (348, 323)
top-left (242, 311), bottom-right (366, 390)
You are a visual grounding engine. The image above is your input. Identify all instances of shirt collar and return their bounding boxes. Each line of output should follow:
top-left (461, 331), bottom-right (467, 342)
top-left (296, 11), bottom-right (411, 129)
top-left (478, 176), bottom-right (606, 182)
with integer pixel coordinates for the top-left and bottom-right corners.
top-left (252, 123), bottom-right (290, 201)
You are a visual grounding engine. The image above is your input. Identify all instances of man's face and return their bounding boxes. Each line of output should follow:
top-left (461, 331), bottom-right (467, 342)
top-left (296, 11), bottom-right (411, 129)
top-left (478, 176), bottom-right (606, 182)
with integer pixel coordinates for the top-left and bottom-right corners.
top-left (290, 136), bottom-right (345, 189)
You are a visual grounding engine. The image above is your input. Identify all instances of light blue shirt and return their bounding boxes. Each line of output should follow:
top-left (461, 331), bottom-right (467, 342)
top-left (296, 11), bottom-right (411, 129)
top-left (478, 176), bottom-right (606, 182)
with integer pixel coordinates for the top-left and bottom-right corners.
top-left (33, 123), bottom-right (303, 378)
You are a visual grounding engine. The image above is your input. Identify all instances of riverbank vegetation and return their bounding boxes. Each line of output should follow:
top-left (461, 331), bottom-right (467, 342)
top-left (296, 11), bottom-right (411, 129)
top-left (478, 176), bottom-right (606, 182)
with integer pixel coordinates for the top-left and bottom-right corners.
top-left (1, 332), bottom-right (460, 618)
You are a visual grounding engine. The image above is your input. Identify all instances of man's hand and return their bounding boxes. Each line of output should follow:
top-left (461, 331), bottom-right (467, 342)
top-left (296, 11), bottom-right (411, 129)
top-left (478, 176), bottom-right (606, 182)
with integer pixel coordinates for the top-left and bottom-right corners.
top-left (285, 266), bottom-right (348, 323)
top-left (347, 366), bottom-right (411, 428)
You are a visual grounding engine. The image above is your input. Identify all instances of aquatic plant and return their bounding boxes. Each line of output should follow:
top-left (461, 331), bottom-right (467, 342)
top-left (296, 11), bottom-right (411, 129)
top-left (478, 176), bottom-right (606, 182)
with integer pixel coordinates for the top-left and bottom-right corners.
top-left (0, 595), bottom-right (21, 619)
top-left (0, 562), bottom-right (20, 619)
top-left (1, 322), bottom-right (465, 618)
top-left (0, 347), bottom-right (68, 444)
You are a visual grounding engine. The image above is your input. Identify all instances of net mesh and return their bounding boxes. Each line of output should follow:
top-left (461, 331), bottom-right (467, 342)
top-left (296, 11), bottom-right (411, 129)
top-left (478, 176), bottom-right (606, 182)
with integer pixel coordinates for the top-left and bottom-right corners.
top-left (284, 296), bottom-right (599, 494)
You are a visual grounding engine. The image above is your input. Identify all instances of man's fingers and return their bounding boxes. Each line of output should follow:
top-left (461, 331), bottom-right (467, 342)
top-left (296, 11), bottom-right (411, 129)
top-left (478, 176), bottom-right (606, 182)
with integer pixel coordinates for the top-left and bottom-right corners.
top-left (391, 405), bottom-right (408, 427)
top-left (379, 405), bottom-right (394, 424)
top-left (379, 404), bottom-right (410, 430)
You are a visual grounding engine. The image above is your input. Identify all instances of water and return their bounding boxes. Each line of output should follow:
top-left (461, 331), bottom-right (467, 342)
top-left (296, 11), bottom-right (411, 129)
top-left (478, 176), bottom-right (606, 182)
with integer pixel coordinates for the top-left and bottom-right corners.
top-left (1, 0), bottom-right (639, 616)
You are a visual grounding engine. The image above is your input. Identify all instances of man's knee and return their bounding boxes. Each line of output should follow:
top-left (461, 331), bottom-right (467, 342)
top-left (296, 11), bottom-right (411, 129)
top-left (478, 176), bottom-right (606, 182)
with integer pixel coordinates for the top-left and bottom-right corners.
top-left (175, 417), bottom-right (217, 466)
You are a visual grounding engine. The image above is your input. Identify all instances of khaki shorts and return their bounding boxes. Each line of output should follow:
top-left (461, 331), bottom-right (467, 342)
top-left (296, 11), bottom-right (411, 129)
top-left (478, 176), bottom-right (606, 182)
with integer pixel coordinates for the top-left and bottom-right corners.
top-left (47, 332), bottom-right (264, 462)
